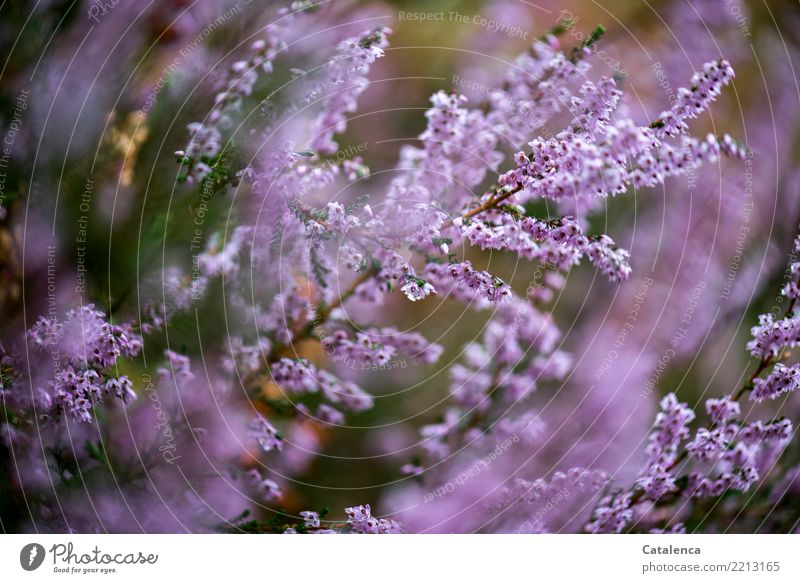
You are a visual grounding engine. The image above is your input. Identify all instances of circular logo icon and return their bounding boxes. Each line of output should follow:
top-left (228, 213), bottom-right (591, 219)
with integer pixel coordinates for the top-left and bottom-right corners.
top-left (20, 543), bottom-right (46, 571)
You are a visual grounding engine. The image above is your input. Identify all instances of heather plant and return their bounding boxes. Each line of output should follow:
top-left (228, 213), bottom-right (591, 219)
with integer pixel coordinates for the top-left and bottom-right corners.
top-left (1, 0), bottom-right (798, 534)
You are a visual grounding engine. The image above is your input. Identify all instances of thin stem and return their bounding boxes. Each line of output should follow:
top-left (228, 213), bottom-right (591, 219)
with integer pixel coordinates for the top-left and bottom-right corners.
top-left (324, 265), bottom-right (375, 314)
top-left (442, 185), bottom-right (521, 229)
top-left (664, 278), bottom-right (798, 474)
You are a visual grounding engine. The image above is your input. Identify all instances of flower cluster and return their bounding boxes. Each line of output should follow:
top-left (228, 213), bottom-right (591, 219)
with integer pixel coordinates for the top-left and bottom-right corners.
top-left (352, 249), bottom-right (437, 304)
top-left (608, 390), bottom-right (793, 529)
top-left (495, 59), bottom-right (741, 214)
top-left (158, 349), bottom-right (195, 387)
top-left (585, 235), bottom-right (800, 532)
top-left (27, 305), bottom-right (142, 422)
top-left (644, 393), bottom-right (696, 467)
top-left (409, 91), bottom-right (503, 204)
top-left (455, 213), bottom-right (631, 282)
top-left (3, 3), bottom-right (773, 537)
top-left (310, 27), bottom-right (391, 154)
top-left (324, 327), bottom-right (443, 365)
top-left (652, 59), bottom-right (736, 138)
top-left (586, 491), bottom-right (634, 534)
top-left (509, 468), bottom-right (610, 507)
top-left (418, 285), bottom-right (568, 464)
top-left (705, 396), bottom-right (740, 425)
top-left (244, 468), bottom-right (282, 502)
top-left (345, 504), bottom-right (403, 534)
top-left (486, 39), bottom-right (588, 147)
top-left (179, 29), bottom-right (287, 182)
top-left (428, 261), bottom-right (512, 304)
top-left (751, 363), bottom-right (800, 402)
top-left (278, 505), bottom-right (402, 534)
top-left (299, 510), bottom-right (320, 528)
top-left (248, 414), bottom-right (284, 453)
top-left (268, 357), bottom-right (374, 414)
top-left (570, 77), bottom-right (622, 136)
top-left (747, 314), bottom-right (800, 359)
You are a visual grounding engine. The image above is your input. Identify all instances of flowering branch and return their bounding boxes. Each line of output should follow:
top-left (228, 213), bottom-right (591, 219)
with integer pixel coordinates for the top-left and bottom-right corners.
top-left (587, 237), bottom-right (800, 533)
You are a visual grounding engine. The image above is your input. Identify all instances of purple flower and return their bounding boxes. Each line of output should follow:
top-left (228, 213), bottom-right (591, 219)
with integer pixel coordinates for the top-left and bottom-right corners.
top-left (325, 202), bottom-right (360, 233)
top-left (326, 327), bottom-right (442, 365)
top-left (368, 328), bottom-right (444, 364)
top-left (310, 27), bottom-right (390, 154)
top-left (685, 470), bottom-right (758, 497)
top-left (158, 350), bottom-right (195, 386)
top-left (104, 376), bottom-right (136, 404)
top-left (325, 330), bottom-right (395, 365)
top-left (26, 306), bottom-right (145, 422)
top-left (652, 59), bottom-right (735, 139)
top-left (317, 372), bottom-right (373, 412)
top-left (314, 404), bottom-right (345, 425)
top-left (751, 363), bottom-right (800, 402)
top-left (28, 305), bottom-right (141, 369)
top-left (181, 27), bottom-right (287, 182)
top-left (738, 419), bottom-right (793, 446)
top-left (244, 469), bottom-right (282, 502)
top-left (569, 77), bottom-right (622, 135)
top-left (440, 261), bottom-right (512, 304)
top-left (584, 235), bottom-right (632, 283)
top-left (686, 425), bottom-right (736, 462)
top-left (401, 279), bottom-right (437, 302)
top-left (399, 91), bottom-right (502, 205)
top-left (636, 464), bottom-right (678, 500)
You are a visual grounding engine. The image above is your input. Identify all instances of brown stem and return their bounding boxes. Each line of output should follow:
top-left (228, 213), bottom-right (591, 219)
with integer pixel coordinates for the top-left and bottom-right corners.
top-left (732, 288), bottom-right (798, 402)
top-left (324, 266), bottom-right (375, 314)
top-left (244, 182), bottom-right (526, 393)
top-left (657, 272), bottom-right (800, 478)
